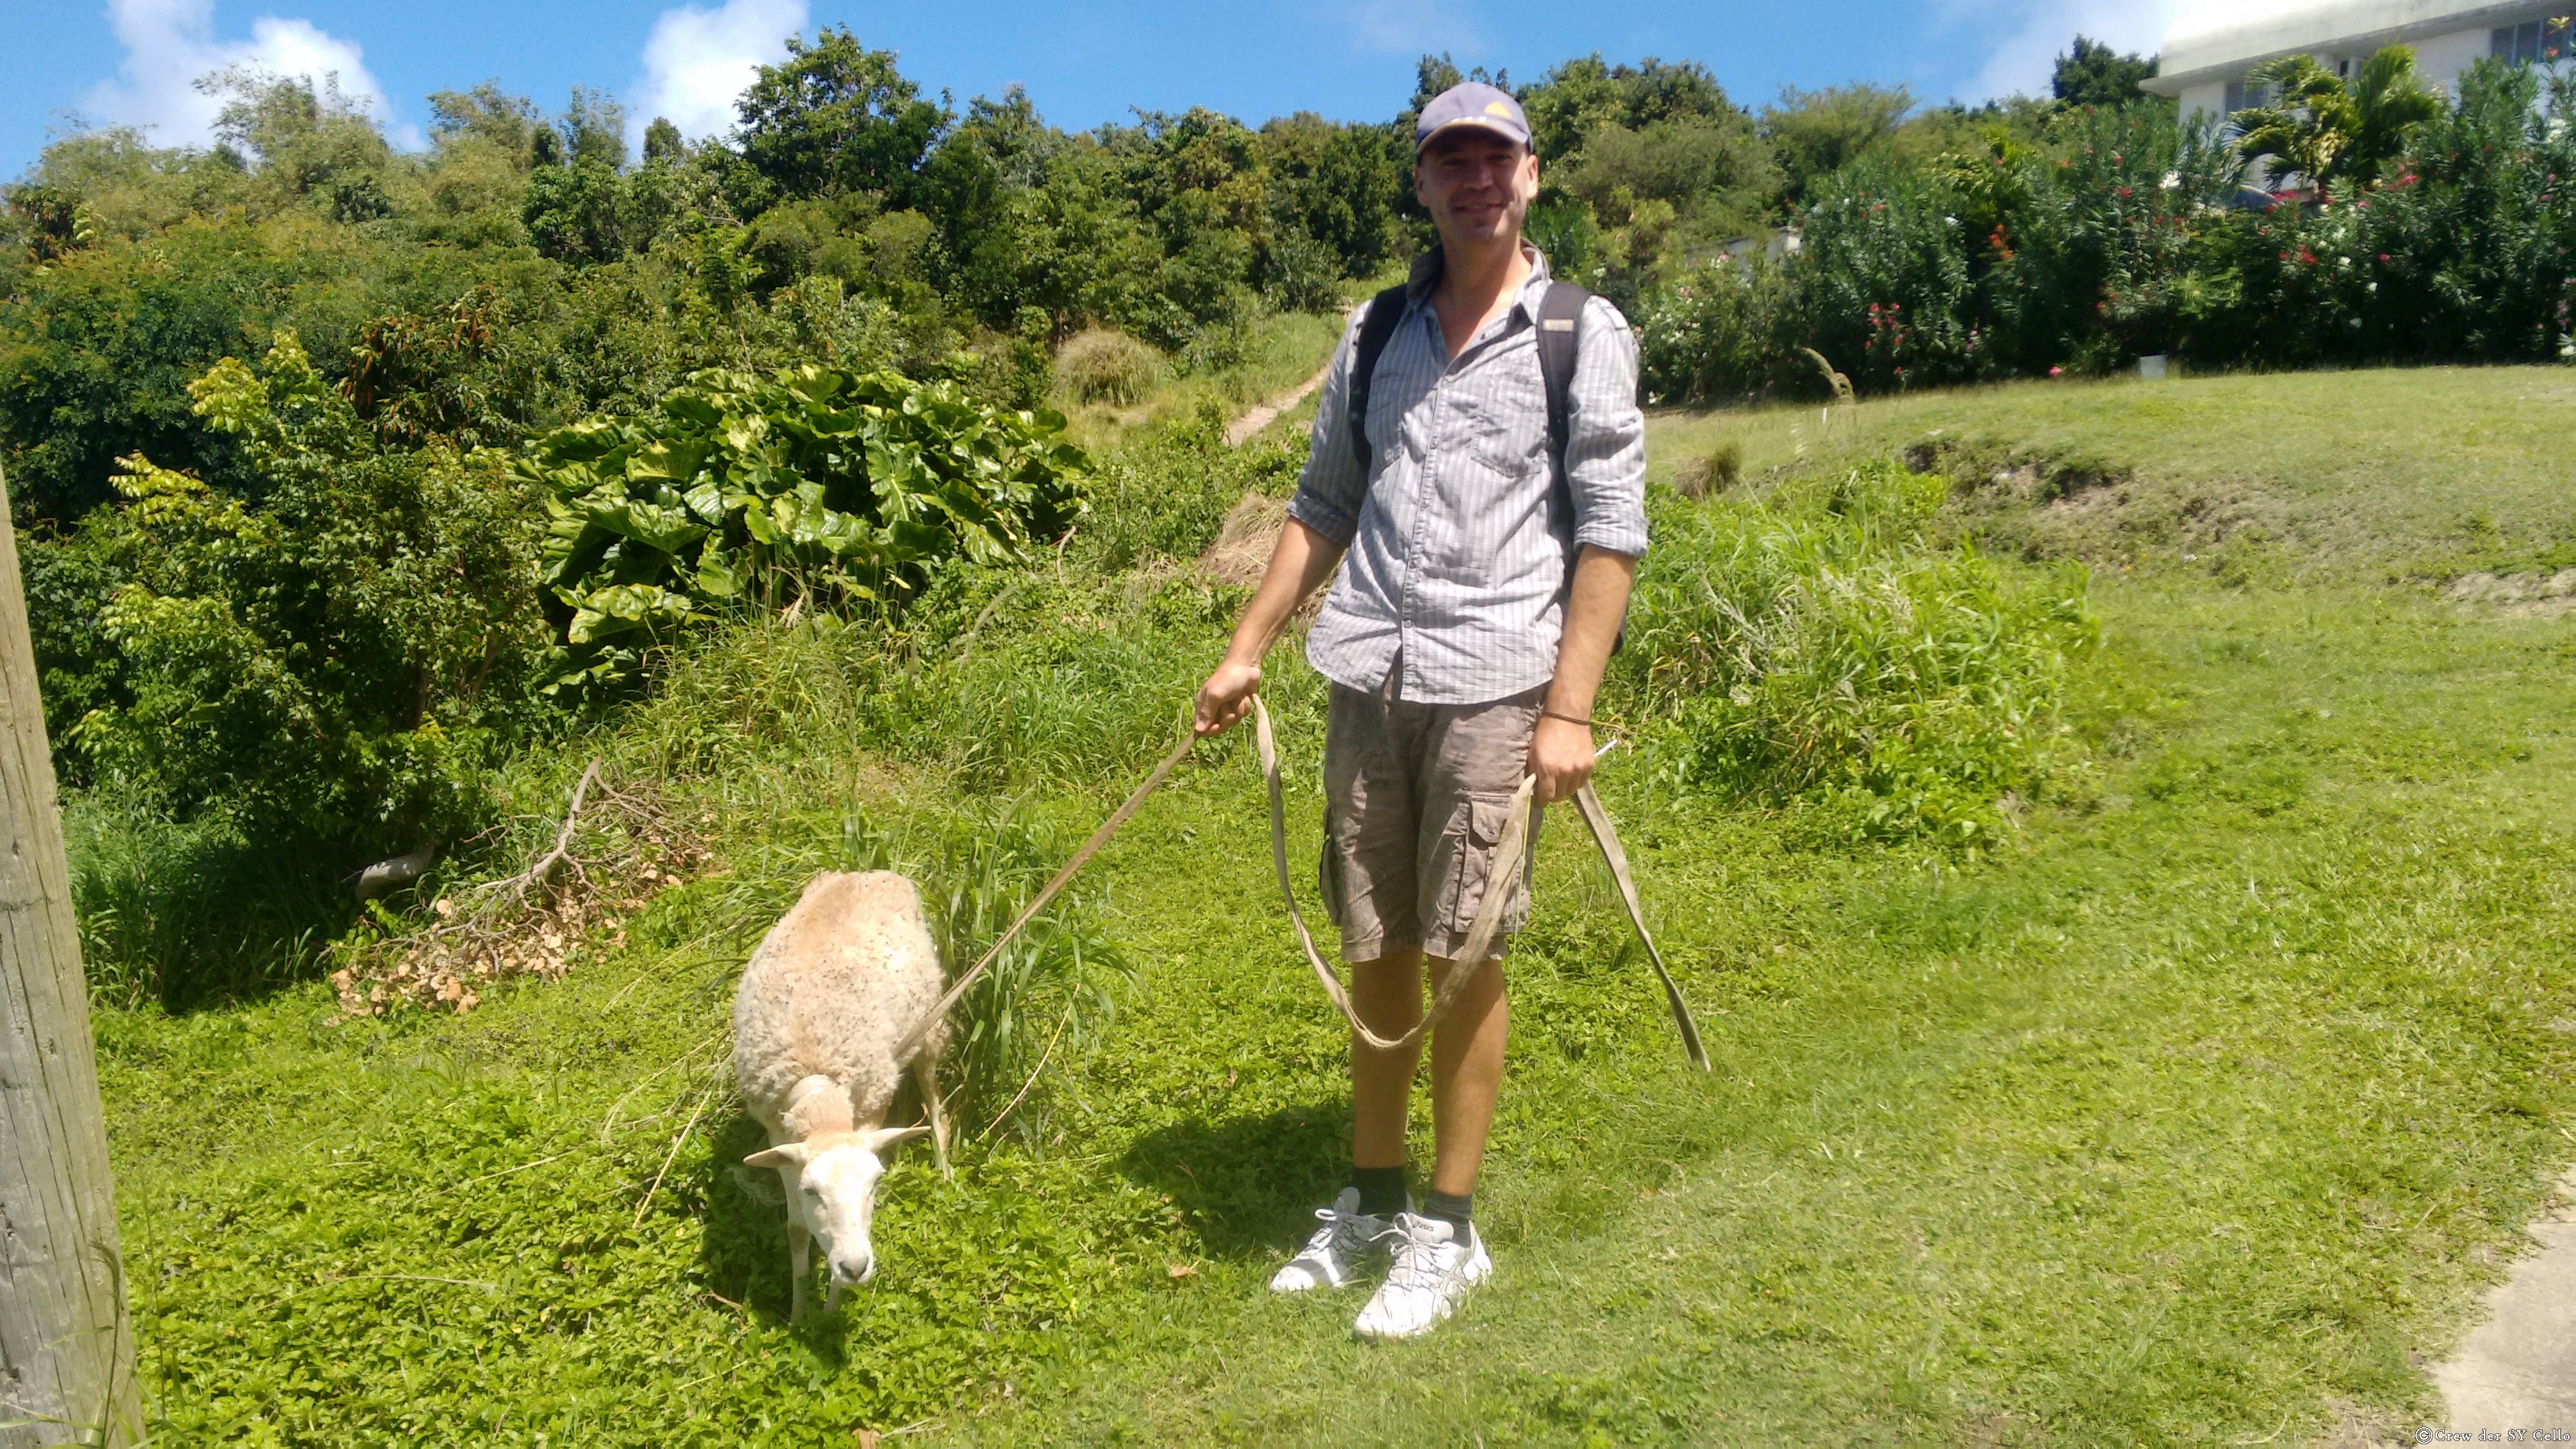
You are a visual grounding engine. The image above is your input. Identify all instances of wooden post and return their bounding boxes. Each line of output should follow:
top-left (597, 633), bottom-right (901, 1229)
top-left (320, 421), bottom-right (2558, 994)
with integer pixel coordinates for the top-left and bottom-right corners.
top-left (0, 467), bottom-right (143, 1447)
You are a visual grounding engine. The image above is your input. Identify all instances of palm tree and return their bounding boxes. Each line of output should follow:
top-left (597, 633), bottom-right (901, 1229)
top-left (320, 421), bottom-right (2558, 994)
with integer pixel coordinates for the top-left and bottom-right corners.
top-left (2230, 45), bottom-right (2445, 188)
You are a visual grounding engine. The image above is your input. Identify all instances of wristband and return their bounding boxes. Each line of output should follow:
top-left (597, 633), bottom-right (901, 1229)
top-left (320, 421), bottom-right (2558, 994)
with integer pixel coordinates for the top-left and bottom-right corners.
top-left (1540, 707), bottom-right (1597, 729)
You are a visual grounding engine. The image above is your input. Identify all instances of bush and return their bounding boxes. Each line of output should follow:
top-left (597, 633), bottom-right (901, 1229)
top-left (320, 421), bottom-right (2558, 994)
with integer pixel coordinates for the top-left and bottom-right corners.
top-left (1054, 328), bottom-right (1163, 406)
top-left (1636, 254), bottom-right (1792, 403)
top-left (1793, 160), bottom-right (1983, 391)
top-left (48, 331), bottom-right (549, 856)
top-left (1616, 459), bottom-right (2096, 850)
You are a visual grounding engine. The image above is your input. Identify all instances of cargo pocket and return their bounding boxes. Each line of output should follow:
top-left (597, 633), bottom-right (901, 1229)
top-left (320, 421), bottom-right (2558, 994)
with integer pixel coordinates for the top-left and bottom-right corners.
top-left (1437, 790), bottom-right (1526, 944)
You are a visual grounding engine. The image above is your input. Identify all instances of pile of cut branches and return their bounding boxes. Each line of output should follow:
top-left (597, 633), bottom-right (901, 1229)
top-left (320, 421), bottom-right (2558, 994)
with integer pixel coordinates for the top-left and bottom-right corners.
top-left (328, 758), bottom-right (713, 1014)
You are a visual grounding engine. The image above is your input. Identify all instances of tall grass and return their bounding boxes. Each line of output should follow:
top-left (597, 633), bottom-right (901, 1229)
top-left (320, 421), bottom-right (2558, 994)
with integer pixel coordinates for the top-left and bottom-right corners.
top-left (67, 789), bottom-right (354, 1009)
top-left (1617, 459), bottom-right (2097, 849)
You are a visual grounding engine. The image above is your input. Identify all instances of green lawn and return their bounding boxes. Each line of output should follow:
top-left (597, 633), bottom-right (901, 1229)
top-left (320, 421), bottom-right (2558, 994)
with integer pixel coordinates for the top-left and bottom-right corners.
top-left (87, 366), bottom-right (2576, 1444)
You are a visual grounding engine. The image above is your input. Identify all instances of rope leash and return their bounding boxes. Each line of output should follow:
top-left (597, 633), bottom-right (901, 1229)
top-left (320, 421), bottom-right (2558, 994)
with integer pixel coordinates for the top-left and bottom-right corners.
top-left (1253, 695), bottom-right (1706, 1069)
top-left (890, 727), bottom-right (1198, 1062)
top-left (892, 695), bottom-right (1709, 1072)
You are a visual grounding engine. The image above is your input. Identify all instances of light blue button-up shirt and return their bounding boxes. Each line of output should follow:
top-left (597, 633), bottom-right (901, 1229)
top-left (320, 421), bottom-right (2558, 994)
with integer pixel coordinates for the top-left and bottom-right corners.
top-left (1286, 247), bottom-right (1649, 706)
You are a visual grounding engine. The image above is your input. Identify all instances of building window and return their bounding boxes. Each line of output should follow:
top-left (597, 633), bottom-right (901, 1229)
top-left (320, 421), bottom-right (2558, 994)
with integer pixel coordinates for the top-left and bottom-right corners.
top-left (2224, 79), bottom-right (2278, 114)
top-left (2493, 17), bottom-right (2574, 65)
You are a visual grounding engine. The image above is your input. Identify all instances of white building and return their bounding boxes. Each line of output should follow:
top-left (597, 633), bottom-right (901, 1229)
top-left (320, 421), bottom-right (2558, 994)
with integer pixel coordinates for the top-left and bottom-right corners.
top-left (2144, 0), bottom-right (2574, 118)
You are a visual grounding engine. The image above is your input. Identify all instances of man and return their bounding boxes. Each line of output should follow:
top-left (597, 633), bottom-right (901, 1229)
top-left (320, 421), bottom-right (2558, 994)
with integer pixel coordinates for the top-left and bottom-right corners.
top-left (1191, 81), bottom-right (1647, 1340)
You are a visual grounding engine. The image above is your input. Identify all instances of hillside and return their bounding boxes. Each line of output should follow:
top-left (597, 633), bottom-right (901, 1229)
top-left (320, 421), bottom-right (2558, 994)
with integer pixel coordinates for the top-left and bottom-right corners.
top-left (83, 365), bottom-right (2576, 1443)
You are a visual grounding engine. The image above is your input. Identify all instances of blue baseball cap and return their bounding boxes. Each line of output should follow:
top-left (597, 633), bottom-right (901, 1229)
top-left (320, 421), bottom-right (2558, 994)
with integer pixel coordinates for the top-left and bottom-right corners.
top-left (1415, 82), bottom-right (1532, 155)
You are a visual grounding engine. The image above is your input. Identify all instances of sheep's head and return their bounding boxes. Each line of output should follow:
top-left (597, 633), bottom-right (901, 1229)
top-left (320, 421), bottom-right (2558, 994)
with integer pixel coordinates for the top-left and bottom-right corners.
top-left (745, 1126), bottom-right (927, 1294)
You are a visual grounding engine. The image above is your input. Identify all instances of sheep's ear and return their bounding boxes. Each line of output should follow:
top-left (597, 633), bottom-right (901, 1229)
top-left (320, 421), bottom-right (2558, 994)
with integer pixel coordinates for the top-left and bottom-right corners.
top-left (862, 1125), bottom-right (930, 1154)
top-left (745, 1143), bottom-right (810, 1170)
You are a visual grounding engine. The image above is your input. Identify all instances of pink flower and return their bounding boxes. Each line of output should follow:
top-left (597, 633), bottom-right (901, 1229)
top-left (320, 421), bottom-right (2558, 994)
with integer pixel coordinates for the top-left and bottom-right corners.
top-left (2050, 365), bottom-right (2065, 377)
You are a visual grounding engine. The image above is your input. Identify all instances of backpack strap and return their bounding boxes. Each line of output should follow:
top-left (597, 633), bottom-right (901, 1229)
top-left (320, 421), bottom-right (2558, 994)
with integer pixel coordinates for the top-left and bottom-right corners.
top-left (1535, 280), bottom-right (1590, 505)
top-left (1346, 284), bottom-right (1411, 471)
top-left (1536, 280), bottom-right (1627, 655)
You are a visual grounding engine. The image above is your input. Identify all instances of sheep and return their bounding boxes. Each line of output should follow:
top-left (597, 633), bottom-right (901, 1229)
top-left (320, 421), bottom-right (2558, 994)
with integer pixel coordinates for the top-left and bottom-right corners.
top-left (732, 870), bottom-right (952, 1317)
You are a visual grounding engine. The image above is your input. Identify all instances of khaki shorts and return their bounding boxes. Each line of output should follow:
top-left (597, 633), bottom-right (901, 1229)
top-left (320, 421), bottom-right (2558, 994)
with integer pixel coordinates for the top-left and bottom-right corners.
top-left (1320, 678), bottom-right (1542, 964)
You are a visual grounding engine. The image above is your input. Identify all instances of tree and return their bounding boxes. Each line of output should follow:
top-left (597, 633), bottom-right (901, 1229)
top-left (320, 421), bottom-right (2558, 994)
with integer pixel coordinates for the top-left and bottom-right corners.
top-left (2054, 36), bottom-right (2160, 107)
top-left (2233, 46), bottom-right (2444, 185)
top-left (0, 466), bottom-right (144, 1449)
top-left (429, 81), bottom-right (541, 165)
top-left (1762, 84), bottom-right (1915, 205)
top-left (642, 116), bottom-right (684, 164)
top-left (736, 26), bottom-right (949, 204)
top-left (560, 87), bottom-right (629, 171)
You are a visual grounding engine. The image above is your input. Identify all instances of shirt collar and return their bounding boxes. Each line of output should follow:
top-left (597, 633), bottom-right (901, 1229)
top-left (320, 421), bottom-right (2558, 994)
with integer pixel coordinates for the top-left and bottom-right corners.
top-left (1402, 242), bottom-right (1554, 321)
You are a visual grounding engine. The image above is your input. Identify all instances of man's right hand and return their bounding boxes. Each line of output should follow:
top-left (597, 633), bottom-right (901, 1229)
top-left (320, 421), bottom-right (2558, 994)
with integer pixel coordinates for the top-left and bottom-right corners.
top-left (1195, 660), bottom-right (1264, 736)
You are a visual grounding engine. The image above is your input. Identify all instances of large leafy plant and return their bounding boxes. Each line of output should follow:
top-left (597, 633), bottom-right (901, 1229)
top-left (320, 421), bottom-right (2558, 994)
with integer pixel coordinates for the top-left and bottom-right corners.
top-left (520, 364), bottom-right (1086, 683)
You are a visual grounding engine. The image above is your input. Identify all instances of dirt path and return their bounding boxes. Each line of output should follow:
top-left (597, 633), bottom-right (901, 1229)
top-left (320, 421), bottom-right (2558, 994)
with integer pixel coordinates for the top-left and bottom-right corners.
top-left (2430, 1166), bottom-right (2576, 1432)
top-left (1224, 306), bottom-right (1357, 447)
top-left (1223, 358), bottom-right (1334, 446)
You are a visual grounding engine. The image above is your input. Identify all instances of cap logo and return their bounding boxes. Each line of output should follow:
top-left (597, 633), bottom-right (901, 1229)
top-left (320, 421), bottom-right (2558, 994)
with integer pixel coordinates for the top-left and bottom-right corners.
top-left (1484, 101), bottom-right (1514, 116)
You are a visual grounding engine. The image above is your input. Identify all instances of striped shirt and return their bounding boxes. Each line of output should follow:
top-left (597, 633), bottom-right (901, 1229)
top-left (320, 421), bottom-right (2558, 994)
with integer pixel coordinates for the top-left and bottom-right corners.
top-left (1286, 246), bottom-right (1648, 706)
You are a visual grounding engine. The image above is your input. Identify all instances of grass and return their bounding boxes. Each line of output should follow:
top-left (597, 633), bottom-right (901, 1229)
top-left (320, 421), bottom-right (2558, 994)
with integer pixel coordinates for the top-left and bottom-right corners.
top-left (1649, 365), bottom-right (2576, 585)
top-left (1057, 305), bottom-right (1352, 452)
top-left (77, 365), bottom-right (2576, 1443)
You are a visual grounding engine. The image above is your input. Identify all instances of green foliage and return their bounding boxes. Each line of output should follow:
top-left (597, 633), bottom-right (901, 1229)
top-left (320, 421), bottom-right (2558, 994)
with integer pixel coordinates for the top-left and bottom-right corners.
top-left (1761, 84), bottom-right (1915, 205)
top-left (1634, 253), bottom-right (1794, 403)
top-left (1617, 459), bottom-right (2097, 849)
top-left (2052, 36), bottom-right (2160, 108)
top-left (1792, 160), bottom-right (1981, 389)
top-left (521, 363), bottom-right (1086, 681)
top-left (50, 331), bottom-right (547, 854)
top-left (734, 25), bottom-right (950, 204)
top-left (2233, 46), bottom-right (2445, 185)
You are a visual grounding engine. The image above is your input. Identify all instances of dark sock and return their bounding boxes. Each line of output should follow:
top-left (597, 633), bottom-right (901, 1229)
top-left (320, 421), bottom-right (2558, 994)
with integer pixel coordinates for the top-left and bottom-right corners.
top-left (1350, 1163), bottom-right (1408, 1219)
top-left (1420, 1187), bottom-right (1473, 1235)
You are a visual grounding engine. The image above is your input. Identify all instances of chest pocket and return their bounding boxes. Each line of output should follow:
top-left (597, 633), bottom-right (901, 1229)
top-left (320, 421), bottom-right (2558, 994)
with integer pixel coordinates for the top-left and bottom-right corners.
top-left (1453, 335), bottom-right (1549, 480)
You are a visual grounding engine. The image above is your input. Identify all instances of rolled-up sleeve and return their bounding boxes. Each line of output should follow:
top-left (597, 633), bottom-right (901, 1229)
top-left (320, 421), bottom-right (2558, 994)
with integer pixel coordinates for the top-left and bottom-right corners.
top-left (1565, 295), bottom-right (1648, 559)
top-left (1284, 302), bottom-right (1375, 549)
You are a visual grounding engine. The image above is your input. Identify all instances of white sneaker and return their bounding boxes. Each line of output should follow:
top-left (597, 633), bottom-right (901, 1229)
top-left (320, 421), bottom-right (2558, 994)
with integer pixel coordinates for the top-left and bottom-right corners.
top-left (1351, 1211), bottom-right (1492, 1339)
top-left (1268, 1188), bottom-right (1393, 1293)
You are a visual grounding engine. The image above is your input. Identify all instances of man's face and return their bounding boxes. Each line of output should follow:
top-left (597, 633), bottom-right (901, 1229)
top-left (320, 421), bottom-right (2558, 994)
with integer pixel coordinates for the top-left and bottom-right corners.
top-left (1414, 129), bottom-right (1538, 248)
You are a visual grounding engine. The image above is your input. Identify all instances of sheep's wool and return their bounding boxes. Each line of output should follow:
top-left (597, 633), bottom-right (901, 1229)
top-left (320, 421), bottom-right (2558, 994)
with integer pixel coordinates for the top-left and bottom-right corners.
top-left (733, 871), bottom-right (949, 1142)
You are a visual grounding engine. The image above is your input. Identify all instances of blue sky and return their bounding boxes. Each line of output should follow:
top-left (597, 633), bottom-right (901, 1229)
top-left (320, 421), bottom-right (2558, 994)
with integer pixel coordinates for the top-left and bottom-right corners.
top-left (6, 0), bottom-right (2206, 178)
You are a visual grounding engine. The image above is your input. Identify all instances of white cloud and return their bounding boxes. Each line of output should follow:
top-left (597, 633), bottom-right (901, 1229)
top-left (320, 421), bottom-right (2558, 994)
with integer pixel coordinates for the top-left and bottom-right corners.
top-left (632, 0), bottom-right (808, 144)
top-left (1336, 0), bottom-right (1488, 59)
top-left (1957, 0), bottom-right (2188, 102)
top-left (84, 0), bottom-right (415, 149)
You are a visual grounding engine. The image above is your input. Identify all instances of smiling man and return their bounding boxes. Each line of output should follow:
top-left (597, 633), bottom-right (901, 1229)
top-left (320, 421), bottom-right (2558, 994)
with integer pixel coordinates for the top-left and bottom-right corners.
top-left (1193, 82), bottom-right (1647, 1339)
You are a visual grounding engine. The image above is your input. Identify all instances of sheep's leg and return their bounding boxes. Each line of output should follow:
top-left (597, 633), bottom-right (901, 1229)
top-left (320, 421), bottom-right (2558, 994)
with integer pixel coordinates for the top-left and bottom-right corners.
top-left (916, 1055), bottom-right (952, 1180)
top-left (781, 1161), bottom-right (811, 1320)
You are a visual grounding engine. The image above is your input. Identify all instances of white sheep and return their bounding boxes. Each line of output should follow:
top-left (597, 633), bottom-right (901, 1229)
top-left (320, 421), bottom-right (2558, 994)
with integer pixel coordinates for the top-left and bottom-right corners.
top-left (732, 870), bottom-right (952, 1317)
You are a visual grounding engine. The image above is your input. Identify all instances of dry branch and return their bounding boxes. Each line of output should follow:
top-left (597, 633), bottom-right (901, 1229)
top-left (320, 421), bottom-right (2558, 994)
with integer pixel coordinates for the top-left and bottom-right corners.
top-left (478, 757), bottom-right (604, 907)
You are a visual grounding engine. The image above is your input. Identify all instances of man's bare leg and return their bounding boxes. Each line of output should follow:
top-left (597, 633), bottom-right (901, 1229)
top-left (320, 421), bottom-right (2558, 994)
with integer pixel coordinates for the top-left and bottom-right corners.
top-left (1425, 955), bottom-right (1507, 1196)
top-left (1350, 949), bottom-right (1425, 1170)
top-left (1350, 948), bottom-right (1508, 1191)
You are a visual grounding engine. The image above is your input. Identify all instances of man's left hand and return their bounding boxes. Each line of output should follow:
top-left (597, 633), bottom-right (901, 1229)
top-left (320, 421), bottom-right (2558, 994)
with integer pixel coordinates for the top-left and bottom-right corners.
top-left (1527, 714), bottom-right (1595, 805)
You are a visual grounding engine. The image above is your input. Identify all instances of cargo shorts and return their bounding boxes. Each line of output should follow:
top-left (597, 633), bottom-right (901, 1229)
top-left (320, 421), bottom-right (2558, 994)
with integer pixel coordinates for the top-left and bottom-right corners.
top-left (1319, 676), bottom-right (1543, 964)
